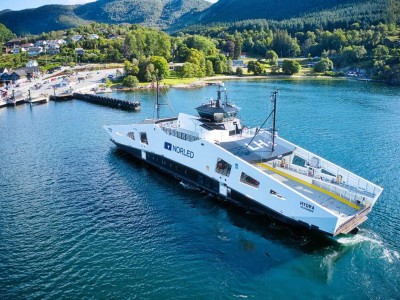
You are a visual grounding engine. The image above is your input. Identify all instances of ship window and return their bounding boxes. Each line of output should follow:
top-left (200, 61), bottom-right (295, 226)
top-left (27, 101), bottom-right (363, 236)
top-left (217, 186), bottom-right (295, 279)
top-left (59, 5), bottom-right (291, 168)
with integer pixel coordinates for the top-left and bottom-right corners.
top-left (127, 132), bottom-right (135, 140)
top-left (270, 189), bottom-right (286, 200)
top-left (240, 172), bottom-right (259, 188)
top-left (321, 169), bottom-right (335, 177)
top-left (292, 155), bottom-right (306, 167)
top-left (140, 132), bottom-right (148, 145)
top-left (215, 158), bottom-right (231, 177)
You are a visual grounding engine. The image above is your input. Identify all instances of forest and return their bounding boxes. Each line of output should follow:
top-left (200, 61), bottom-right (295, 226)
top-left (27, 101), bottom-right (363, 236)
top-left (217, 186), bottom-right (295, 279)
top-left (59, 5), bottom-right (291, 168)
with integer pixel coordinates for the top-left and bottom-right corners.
top-left (1, 0), bottom-right (400, 85)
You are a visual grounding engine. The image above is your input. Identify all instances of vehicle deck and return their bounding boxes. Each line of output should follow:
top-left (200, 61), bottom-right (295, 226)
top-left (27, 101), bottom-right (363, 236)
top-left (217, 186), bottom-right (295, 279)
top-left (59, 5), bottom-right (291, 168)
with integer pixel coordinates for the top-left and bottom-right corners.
top-left (256, 163), bottom-right (359, 217)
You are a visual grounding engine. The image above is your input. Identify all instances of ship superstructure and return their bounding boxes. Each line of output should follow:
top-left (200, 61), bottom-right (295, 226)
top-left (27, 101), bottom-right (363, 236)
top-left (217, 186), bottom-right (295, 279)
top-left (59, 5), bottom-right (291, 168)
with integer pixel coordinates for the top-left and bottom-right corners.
top-left (104, 85), bottom-right (383, 236)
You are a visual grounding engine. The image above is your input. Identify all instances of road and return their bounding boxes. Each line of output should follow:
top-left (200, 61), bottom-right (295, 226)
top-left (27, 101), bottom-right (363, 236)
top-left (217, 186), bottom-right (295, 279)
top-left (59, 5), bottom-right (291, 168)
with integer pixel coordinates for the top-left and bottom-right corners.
top-left (8, 66), bottom-right (123, 99)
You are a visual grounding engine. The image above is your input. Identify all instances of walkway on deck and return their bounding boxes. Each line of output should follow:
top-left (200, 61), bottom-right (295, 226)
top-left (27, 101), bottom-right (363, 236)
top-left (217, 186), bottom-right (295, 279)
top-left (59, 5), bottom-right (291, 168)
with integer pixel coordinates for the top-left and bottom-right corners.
top-left (257, 163), bottom-right (360, 217)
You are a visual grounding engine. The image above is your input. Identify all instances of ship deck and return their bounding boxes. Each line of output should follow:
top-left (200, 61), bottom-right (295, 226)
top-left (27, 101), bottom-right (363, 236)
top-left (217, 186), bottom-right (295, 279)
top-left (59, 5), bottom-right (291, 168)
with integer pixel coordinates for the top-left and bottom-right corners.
top-left (256, 164), bottom-right (359, 217)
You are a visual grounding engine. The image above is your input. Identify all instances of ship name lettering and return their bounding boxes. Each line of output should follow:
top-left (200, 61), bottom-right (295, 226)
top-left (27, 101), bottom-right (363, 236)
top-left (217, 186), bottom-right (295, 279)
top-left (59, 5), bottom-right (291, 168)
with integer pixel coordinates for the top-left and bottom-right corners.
top-left (300, 201), bottom-right (314, 212)
top-left (171, 145), bottom-right (194, 158)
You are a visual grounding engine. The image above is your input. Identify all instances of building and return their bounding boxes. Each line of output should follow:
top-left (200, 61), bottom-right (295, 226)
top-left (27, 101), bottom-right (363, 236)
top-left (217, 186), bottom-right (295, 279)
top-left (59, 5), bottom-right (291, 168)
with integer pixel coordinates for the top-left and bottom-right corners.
top-left (89, 34), bottom-right (99, 40)
top-left (25, 60), bottom-right (41, 79)
top-left (68, 35), bottom-right (84, 43)
top-left (0, 69), bottom-right (27, 83)
top-left (75, 48), bottom-right (85, 55)
top-left (27, 47), bottom-right (43, 56)
top-left (4, 38), bottom-right (27, 48)
top-left (232, 60), bottom-right (244, 67)
top-left (168, 62), bottom-right (185, 71)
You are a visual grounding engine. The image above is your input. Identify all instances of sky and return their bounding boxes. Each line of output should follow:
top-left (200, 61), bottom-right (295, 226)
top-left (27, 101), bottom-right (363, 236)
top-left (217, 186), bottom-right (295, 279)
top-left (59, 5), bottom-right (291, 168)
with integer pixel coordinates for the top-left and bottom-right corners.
top-left (0, 0), bottom-right (218, 11)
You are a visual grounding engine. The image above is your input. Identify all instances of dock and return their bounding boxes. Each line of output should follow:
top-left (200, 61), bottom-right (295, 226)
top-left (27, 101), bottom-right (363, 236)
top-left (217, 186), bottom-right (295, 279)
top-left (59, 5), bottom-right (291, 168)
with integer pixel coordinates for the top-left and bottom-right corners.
top-left (50, 93), bottom-right (74, 101)
top-left (73, 93), bottom-right (141, 111)
top-left (27, 94), bottom-right (49, 105)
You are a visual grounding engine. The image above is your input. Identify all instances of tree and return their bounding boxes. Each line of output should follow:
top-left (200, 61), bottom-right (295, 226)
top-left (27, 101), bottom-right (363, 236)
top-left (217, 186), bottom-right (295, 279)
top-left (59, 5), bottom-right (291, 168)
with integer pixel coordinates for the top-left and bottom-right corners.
top-left (282, 60), bottom-right (301, 75)
top-left (124, 60), bottom-right (139, 76)
top-left (184, 35), bottom-right (217, 56)
top-left (247, 61), bottom-right (256, 73)
top-left (272, 30), bottom-right (300, 57)
top-left (265, 50), bottom-right (278, 65)
top-left (123, 75), bottom-right (139, 87)
top-left (236, 67), bottom-right (243, 76)
top-left (313, 58), bottom-right (333, 72)
top-left (253, 62), bottom-right (266, 75)
top-left (373, 45), bottom-right (389, 60)
top-left (205, 60), bottom-right (214, 76)
top-left (0, 23), bottom-right (15, 43)
top-left (150, 56), bottom-right (170, 79)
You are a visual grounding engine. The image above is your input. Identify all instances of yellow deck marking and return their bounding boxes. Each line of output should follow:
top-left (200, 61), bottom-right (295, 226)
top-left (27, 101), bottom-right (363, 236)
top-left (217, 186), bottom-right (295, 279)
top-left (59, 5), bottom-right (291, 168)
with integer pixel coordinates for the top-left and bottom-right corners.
top-left (257, 163), bottom-right (360, 210)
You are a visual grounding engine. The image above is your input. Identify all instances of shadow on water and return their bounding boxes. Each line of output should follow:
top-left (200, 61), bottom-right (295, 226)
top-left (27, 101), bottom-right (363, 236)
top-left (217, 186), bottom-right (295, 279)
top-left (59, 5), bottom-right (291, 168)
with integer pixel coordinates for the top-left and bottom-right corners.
top-left (109, 148), bottom-right (342, 255)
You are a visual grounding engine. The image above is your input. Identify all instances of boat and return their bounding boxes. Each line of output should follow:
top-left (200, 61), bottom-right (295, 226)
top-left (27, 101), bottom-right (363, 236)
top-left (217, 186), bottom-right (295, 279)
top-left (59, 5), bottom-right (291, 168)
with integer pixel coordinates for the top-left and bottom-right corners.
top-left (104, 84), bottom-right (383, 237)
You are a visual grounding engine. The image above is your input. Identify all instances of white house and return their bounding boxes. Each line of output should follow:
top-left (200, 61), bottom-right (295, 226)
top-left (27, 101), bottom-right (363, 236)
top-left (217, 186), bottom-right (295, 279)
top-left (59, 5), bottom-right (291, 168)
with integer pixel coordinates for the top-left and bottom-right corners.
top-left (89, 34), bottom-right (99, 40)
top-left (27, 47), bottom-right (43, 56)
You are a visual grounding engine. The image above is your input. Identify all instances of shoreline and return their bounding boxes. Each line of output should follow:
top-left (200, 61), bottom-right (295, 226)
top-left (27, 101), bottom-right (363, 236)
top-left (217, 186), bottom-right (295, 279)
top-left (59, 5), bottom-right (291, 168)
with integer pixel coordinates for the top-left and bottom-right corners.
top-left (111, 74), bottom-right (371, 91)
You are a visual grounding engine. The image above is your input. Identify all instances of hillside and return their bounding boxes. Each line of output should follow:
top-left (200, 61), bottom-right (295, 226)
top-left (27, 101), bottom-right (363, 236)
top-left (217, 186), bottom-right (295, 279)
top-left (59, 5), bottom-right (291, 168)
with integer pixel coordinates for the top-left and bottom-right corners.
top-left (170, 0), bottom-right (389, 32)
top-left (74, 0), bottom-right (210, 27)
top-left (0, 0), bottom-right (211, 35)
top-left (0, 5), bottom-right (86, 35)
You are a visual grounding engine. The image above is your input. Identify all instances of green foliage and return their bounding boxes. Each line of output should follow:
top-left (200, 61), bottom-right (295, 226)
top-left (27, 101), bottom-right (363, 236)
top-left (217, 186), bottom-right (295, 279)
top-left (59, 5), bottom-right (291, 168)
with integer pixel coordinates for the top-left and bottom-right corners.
top-left (235, 67), bottom-right (243, 76)
top-left (177, 62), bottom-right (204, 78)
top-left (0, 23), bottom-right (15, 43)
top-left (205, 60), bottom-right (214, 76)
top-left (183, 35), bottom-right (217, 56)
top-left (313, 58), bottom-right (334, 73)
top-left (265, 50), bottom-right (278, 63)
top-left (123, 75), bottom-right (139, 87)
top-left (253, 62), bottom-right (266, 75)
top-left (0, 0), bottom-right (211, 35)
top-left (282, 60), bottom-right (301, 75)
top-left (272, 30), bottom-right (300, 57)
top-left (150, 56), bottom-right (170, 79)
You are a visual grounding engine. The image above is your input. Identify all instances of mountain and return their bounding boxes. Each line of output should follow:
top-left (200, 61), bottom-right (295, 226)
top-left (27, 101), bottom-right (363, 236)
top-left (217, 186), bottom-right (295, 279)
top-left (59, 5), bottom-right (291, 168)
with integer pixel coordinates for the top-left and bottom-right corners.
top-left (0, 5), bottom-right (86, 35)
top-left (170, 0), bottom-right (389, 32)
top-left (74, 0), bottom-right (210, 27)
top-left (0, 0), bottom-right (211, 35)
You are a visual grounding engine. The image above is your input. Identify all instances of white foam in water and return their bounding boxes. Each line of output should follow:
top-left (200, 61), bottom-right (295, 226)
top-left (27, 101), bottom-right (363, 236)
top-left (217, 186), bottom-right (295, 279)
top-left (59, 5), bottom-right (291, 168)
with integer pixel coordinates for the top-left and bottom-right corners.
top-left (321, 251), bottom-right (341, 283)
top-left (336, 230), bottom-right (383, 247)
top-left (381, 248), bottom-right (394, 263)
top-left (337, 230), bottom-right (399, 264)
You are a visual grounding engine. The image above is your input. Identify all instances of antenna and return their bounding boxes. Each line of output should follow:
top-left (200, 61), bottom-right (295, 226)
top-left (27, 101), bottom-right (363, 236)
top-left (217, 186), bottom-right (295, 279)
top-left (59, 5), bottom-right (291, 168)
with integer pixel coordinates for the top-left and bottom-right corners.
top-left (271, 91), bottom-right (278, 152)
top-left (243, 90), bottom-right (278, 152)
top-left (156, 73), bottom-right (160, 119)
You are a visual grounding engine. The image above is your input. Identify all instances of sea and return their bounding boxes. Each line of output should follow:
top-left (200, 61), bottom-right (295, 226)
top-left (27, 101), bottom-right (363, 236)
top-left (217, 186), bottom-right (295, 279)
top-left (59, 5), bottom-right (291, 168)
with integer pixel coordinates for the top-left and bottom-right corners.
top-left (0, 78), bottom-right (399, 299)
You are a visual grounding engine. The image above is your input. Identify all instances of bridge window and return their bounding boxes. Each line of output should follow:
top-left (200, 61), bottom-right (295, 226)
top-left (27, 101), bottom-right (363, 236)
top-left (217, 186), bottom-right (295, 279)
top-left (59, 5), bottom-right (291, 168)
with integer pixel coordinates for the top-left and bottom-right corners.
top-left (127, 132), bottom-right (135, 140)
top-left (240, 172), bottom-right (259, 188)
top-left (140, 132), bottom-right (148, 145)
top-left (215, 158), bottom-right (231, 177)
top-left (292, 155), bottom-right (306, 167)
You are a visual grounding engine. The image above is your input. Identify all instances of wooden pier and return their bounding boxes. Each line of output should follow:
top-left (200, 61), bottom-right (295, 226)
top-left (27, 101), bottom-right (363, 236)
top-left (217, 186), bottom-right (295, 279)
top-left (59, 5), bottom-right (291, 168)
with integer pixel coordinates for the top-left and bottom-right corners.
top-left (73, 93), bottom-right (141, 111)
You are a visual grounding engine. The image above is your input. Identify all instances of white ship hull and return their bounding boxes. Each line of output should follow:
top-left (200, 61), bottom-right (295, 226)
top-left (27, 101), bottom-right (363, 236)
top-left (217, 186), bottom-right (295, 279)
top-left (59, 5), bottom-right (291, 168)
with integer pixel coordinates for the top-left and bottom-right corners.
top-left (104, 89), bottom-right (383, 237)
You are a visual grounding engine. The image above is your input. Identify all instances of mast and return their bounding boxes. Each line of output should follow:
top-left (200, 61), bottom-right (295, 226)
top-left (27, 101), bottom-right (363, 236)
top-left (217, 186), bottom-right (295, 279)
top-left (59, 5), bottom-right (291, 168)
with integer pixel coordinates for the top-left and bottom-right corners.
top-left (156, 76), bottom-right (160, 119)
top-left (271, 91), bottom-right (278, 152)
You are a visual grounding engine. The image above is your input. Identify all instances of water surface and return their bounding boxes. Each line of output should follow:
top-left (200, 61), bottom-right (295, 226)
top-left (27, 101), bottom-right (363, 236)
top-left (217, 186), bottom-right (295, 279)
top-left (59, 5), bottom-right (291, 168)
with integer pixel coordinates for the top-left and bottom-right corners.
top-left (0, 78), bottom-right (399, 299)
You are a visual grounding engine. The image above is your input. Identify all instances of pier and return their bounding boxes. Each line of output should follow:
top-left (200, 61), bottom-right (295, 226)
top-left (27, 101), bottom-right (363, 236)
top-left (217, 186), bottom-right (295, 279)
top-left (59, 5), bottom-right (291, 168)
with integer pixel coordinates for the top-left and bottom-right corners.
top-left (73, 93), bottom-right (141, 111)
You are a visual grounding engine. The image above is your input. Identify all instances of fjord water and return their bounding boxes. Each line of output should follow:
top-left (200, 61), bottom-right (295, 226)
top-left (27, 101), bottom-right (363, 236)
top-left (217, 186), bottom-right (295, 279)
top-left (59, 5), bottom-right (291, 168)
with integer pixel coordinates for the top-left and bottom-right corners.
top-left (0, 78), bottom-right (399, 299)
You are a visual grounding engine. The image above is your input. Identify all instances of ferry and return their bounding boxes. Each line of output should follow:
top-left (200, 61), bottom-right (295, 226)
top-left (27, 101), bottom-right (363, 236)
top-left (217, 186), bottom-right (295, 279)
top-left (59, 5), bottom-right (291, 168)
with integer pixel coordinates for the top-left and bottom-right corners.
top-left (104, 84), bottom-right (383, 237)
